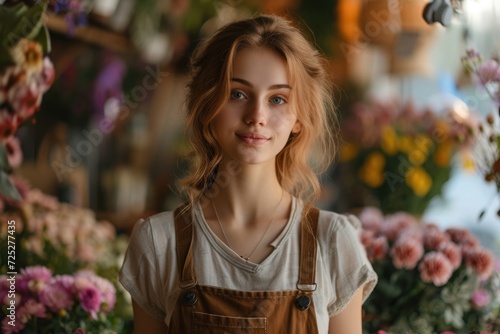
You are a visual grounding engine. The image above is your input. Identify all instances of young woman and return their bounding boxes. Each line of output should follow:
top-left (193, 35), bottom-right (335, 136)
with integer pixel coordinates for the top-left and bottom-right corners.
top-left (119, 14), bottom-right (377, 333)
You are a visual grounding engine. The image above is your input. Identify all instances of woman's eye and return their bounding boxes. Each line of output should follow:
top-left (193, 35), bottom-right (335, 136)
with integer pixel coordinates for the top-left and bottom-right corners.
top-left (270, 97), bottom-right (286, 105)
top-left (230, 91), bottom-right (245, 100)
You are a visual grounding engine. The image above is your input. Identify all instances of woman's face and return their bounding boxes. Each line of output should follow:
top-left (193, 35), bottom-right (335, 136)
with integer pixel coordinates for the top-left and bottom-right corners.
top-left (211, 47), bottom-right (301, 167)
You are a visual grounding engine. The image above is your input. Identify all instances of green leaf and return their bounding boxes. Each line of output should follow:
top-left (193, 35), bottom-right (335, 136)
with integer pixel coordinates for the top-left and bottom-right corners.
top-left (0, 170), bottom-right (22, 201)
top-left (5, 0), bottom-right (48, 49)
top-left (33, 24), bottom-right (51, 53)
top-left (0, 143), bottom-right (11, 171)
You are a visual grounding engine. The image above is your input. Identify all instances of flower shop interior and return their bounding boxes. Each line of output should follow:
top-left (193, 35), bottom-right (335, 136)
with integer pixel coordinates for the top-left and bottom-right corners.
top-left (2, 0), bottom-right (500, 333)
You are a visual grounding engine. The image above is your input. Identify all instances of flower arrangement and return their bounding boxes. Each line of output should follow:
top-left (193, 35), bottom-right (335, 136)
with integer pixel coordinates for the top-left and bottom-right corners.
top-left (0, 0), bottom-right (55, 202)
top-left (338, 99), bottom-right (474, 216)
top-left (462, 49), bottom-right (500, 218)
top-left (0, 266), bottom-right (118, 334)
top-left (359, 207), bottom-right (500, 333)
top-left (0, 176), bottom-right (132, 332)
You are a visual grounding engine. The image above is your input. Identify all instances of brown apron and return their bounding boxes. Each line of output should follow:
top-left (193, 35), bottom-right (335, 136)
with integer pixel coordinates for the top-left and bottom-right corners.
top-left (169, 205), bottom-right (320, 334)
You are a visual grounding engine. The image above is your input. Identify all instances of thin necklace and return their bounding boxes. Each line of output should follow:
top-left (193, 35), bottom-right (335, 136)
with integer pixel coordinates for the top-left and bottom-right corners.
top-left (211, 191), bottom-right (284, 262)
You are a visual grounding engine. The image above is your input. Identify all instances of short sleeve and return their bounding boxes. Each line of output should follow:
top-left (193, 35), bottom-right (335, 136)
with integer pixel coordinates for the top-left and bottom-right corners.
top-left (119, 218), bottom-right (166, 321)
top-left (326, 214), bottom-right (378, 316)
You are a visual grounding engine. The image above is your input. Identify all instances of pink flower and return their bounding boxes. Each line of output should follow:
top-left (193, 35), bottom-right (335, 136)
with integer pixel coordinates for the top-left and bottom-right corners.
top-left (75, 270), bottom-right (116, 312)
top-left (0, 108), bottom-right (20, 140)
top-left (391, 238), bottom-right (424, 269)
top-left (78, 285), bottom-right (102, 318)
top-left (471, 288), bottom-right (491, 308)
top-left (445, 228), bottom-right (479, 248)
top-left (377, 331), bottom-right (389, 334)
top-left (419, 252), bottom-right (453, 286)
top-left (437, 242), bottom-right (462, 269)
top-left (17, 299), bottom-right (46, 323)
top-left (21, 299), bottom-right (46, 318)
top-left (39, 281), bottom-right (74, 312)
top-left (2, 315), bottom-right (24, 334)
top-left (383, 212), bottom-right (417, 242)
top-left (359, 206), bottom-right (384, 233)
top-left (2, 136), bottom-right (23, 168)
top-left (52, 275), bottom-right (76, 294)
top-left (441, 332), bottom-right (455, 334)
top-left (475, 59), bottom-right (500, 87)
top-left (464, 248), bottom-right (494, 280)
top-left (18, 266), bottom-right (52, 293)
top-left (360, 230), bottom-right (375, 248)
top-left (424, 229), bottom-right (450, 250)
top-left (73, 328), bottom-right (86, 334)
top-left (368, 236), bottom-right (388, 262)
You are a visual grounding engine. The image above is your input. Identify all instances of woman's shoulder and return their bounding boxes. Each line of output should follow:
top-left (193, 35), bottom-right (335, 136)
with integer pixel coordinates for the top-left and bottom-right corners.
top-left (128, 210), bottom-right (177, 244)
top-left (316, 208), bottom-right (362, 233)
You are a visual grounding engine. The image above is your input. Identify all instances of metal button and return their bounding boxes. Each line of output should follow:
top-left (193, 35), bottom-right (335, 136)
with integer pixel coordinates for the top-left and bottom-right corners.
top-left (295, 295), bottom-right (311, 311)
top-left (182, 291), bottom-right (197, 306)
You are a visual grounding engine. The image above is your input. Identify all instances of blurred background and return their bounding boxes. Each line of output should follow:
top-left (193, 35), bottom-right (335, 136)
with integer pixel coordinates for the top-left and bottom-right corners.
top-left (2, 0), bottom-right (500, 332)
top-left (9, 0), bottom-right (499, 241)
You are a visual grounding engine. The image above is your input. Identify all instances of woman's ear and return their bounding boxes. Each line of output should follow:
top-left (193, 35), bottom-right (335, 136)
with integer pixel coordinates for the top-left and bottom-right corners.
top-left (291, 121), bottom-right (302, 134)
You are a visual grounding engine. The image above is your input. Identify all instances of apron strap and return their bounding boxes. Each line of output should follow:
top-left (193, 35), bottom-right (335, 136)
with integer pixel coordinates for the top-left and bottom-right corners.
top-left (173, 203), bottom-right (197, 289)
top-left (297, 206), bottom-right (320, 292)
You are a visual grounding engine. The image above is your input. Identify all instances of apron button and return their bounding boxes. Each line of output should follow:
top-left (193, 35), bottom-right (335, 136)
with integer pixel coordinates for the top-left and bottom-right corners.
top-left (182, 291), bottom-right (197, 306)
top-left (295, 295), bottom-right (311, 311)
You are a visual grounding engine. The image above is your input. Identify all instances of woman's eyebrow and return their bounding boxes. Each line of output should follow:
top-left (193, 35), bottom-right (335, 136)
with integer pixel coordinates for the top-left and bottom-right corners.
top-left (231, 77), bottom-right (291, 90)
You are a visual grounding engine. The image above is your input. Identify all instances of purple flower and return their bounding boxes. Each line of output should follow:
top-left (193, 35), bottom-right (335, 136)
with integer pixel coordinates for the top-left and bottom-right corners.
top-left (78, 285), bottom-right (102, 318)
top-left (39, 281), bottom-right (74, 312)
top-left (475, 60), bottom-right (500, 87)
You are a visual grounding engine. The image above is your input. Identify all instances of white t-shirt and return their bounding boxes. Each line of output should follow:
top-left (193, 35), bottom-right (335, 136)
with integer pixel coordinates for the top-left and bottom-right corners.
top-left (119, 197), bottom-right (377, 333)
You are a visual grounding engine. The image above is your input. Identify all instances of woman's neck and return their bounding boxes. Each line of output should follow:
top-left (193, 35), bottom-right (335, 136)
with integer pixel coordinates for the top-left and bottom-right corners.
top-left (201, 160), bottom-right (287, 226)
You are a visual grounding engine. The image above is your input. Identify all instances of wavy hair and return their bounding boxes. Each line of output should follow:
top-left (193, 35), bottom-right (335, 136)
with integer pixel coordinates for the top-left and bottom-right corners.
top-left (178, 14), bottom-right (338, 206)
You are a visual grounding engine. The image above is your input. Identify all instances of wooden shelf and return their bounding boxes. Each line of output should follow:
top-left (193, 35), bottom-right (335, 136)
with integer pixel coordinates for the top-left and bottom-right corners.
top-left (44, 14), bottom-right (132, 53)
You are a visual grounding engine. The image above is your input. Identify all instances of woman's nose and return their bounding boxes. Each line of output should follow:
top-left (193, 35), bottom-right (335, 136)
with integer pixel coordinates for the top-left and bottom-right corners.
top-left (244, 100), bottom-right (266, 126)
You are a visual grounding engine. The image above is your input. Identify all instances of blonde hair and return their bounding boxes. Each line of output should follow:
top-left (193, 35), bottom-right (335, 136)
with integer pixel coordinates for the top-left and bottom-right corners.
top-left (178, 14), bottom-right (338, 206)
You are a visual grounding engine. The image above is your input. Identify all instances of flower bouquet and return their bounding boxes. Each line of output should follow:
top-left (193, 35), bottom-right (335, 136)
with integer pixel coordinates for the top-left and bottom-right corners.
top-left (359, 207), bottom-right (500, 333)
top-left (338, 99), bottom-right (473, 216)
top-left (0, 266), bottom-right (117, 334)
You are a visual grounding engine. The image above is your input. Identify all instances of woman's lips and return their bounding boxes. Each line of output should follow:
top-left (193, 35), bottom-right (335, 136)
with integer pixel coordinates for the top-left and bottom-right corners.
top-left (236, 133), bottom-right (269, 145)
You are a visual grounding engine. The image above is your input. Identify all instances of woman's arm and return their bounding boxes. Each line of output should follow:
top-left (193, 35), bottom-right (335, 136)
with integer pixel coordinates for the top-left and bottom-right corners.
top-left (132, 299), bottom-right (168, 334)
top-left (328, 287), bottom-right (363, 334)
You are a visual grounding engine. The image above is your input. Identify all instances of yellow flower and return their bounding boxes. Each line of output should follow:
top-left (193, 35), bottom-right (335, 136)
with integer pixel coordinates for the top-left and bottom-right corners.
top-left (405, 167), bottom-right (432, 197)
top-left (359, 166), bottom-right (385, 187)
top-left (434, 141), bottom-right (453, 167)
top-left (414, 134), bottom-right (433, 156)
top-left (358, 152), bottom-right (386, 187)
top-left (365, 151), bottom-right (386, 169)
top-left (409, 149), bottom-right (427, 166)
top-left (397, 135), bottom-right (413, 154)
top-left (381, 126), bottom-right (398, 155)
top-left (339, 142), bottom-right (358, 162)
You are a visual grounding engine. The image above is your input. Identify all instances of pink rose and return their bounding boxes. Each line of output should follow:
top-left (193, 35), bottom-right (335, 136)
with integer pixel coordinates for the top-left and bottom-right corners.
top-left (383, 212), bottom-right (417, 242)
top-left (419, 252), bottom-right (453, 286)
top-left (391, 238), bottom-right (424, 269)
